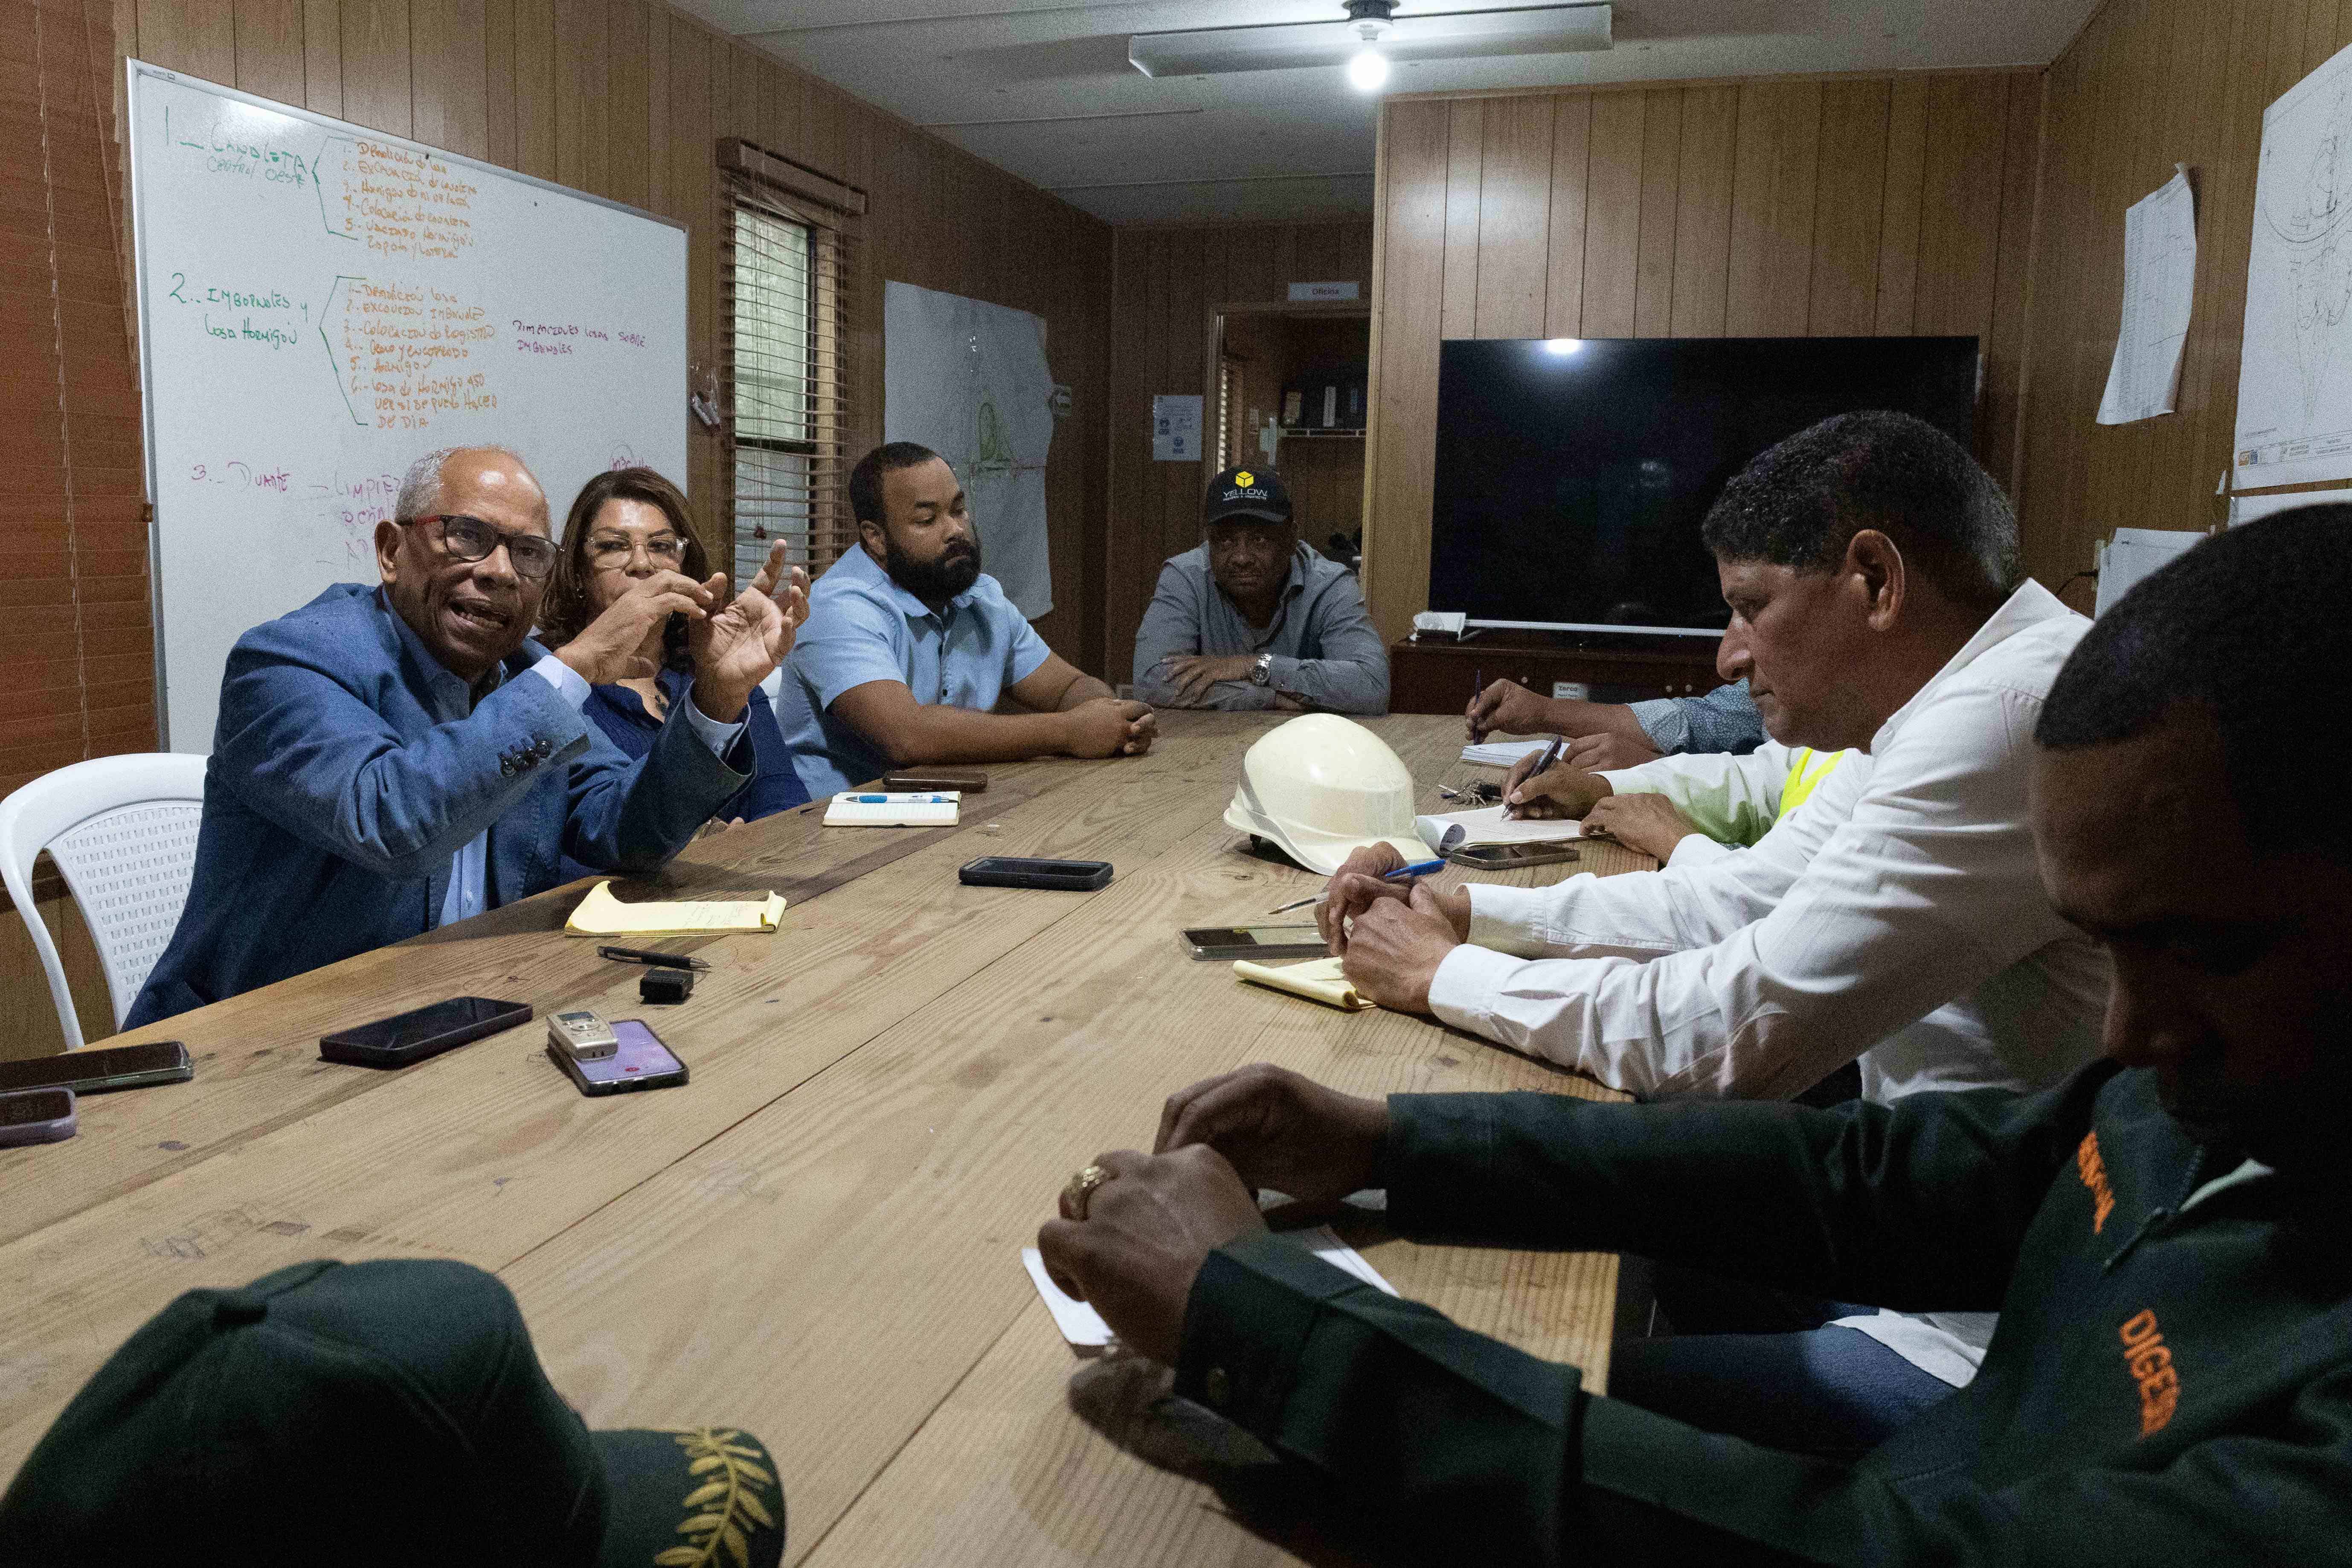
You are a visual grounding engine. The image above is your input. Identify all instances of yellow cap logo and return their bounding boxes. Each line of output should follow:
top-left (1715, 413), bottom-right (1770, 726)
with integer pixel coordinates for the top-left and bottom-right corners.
top-left (1234, 470), bottom-right (1254, 487)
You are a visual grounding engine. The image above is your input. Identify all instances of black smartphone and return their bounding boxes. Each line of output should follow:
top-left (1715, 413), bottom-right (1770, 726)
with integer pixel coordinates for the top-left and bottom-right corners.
top-left (958, 856), bottom-right (1113, 891)
top-left (546, 1019), bottom-right (688, 1096)
top-left (1444, 843), bottom-right (1582, 870)
top-left (1179, 924), bottom-right (1329, 961)
top-left (0, 1040), bottom-right (192, 1096)
top-left (319, 997), bottom-right (531, 1069)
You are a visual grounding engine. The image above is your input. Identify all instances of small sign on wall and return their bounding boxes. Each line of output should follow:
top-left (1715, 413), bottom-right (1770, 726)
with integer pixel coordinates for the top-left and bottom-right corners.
top-left (1151, 394), bottom-right (1202, 461)
top-left (1287, 281), bottom-right (1360, 302)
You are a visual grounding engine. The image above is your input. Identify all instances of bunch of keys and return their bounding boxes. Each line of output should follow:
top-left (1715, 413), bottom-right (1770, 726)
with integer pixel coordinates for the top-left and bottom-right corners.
top-left (1437, 780), bottom-right (1503, 805)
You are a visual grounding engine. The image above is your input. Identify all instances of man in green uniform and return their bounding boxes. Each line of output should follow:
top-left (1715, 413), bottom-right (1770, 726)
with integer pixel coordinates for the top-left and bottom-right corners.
top-left (1035, 507), bottom-right (2352, 1564)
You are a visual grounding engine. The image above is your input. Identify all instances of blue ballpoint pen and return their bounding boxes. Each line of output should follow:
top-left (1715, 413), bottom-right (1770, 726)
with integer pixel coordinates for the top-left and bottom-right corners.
top-left (1264, 858), bottom-right (1448, 916)
top-left (843, 793), bottom-right (956, 803)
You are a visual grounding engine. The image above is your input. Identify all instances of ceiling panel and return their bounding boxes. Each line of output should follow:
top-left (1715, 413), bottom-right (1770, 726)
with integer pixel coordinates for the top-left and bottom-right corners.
top-left (669, 0), bottom-right (2095, 224)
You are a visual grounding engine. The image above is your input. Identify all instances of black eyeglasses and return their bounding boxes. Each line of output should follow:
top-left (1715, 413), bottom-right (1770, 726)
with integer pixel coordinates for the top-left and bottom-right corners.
top-left (406, 514), bottom-right (561, 581)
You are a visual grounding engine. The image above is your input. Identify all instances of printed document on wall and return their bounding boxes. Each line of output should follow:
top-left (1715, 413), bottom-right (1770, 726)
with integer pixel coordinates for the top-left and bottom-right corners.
top-left (884, 282), bottom-right (1056, 617)
top-left (2236, 41), bottom-right (2352, 486)
top-left (2098, 168), bottom-right (2197, 425)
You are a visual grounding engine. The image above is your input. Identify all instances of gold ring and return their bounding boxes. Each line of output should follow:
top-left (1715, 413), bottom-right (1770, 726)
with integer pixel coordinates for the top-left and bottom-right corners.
top-left (1064, 1163), bottom-right (1113, 1220)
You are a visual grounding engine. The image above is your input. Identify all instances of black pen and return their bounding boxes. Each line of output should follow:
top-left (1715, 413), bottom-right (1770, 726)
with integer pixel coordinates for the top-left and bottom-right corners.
top-left (1506, 733), bottom-right (1566, 819)
top-left (597, 944), bottom-right (711, 972)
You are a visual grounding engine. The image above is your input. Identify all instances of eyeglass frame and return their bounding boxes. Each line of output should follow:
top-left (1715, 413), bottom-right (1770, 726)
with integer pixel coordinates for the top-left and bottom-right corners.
top-left (401, 513), bottom-right (562, 581)
top-left (583, 528), bottom-right (688, 568)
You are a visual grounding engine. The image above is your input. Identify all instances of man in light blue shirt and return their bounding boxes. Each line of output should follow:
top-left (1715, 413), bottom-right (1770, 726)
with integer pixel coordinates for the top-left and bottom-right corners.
top-left (775, 442), bottom-right (1155, 798)
top-left (130, 445), bottom-right (803, 1025)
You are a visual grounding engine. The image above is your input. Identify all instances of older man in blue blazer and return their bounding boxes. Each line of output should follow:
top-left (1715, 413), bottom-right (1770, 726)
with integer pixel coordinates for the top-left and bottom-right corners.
top-left (128, 445), bottom-right (810, 1026)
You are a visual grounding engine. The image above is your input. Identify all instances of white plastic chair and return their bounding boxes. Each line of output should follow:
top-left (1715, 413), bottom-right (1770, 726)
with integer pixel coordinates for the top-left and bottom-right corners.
top-left (0, 753), bottom-right (208, 1049)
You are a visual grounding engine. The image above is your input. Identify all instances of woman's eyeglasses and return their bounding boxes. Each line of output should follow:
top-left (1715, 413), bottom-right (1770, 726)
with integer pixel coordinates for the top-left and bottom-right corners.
top-left (587, 533), bottom-right (686, 568)
top-left (407, 514), bottom-right (561, 581)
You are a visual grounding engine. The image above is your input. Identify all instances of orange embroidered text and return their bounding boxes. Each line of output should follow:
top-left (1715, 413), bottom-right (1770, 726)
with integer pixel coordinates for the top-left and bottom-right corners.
top-left (2076, 1132), bottom-right (2115, 1233)
top-left (2119, 1309), bottom-right (2179, 1436)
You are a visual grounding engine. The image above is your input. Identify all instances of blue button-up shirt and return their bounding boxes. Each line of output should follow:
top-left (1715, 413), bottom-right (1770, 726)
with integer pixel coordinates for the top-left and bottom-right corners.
top-left (415, 645), bottom-right (744, 928)
top-left (772, 545), bottom-right (1053, 798)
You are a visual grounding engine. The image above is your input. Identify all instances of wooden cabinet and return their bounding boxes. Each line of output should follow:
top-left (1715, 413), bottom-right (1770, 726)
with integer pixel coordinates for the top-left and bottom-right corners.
top-left (1388, 632), bottom-right (1725, 715)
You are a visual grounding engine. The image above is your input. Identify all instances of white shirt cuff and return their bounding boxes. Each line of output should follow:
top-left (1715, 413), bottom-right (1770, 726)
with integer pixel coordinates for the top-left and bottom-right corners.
top-left (530, 653), bottom-right (590, 707)
top-left (1427, 942), bottom-right (1530, 1034)
top-left (1666, 835), bottom-right (1732, 869)
top-left (1465, 882), bottom-right (1555, 954)
top-left (677, 685), bottom-right (750, 758)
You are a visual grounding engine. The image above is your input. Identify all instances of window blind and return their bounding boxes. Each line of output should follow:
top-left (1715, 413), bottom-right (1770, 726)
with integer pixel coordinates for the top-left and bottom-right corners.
top-left (720, 169), bottom-right (857, 584)
top-left (4, 0), bottom-right (154, 802)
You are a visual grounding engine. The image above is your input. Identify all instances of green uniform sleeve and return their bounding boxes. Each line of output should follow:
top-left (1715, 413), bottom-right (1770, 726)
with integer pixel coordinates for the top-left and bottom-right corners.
top-left (1381, 1066), bottom-right (2114, 1311)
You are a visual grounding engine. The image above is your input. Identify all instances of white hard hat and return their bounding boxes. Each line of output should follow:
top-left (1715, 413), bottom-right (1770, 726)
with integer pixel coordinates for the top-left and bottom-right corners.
top-left (1224, 714), bottom-right (1426, 875)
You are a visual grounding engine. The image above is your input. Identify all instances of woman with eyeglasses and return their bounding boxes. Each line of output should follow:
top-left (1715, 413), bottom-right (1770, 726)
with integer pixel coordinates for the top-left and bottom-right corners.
top-left (539, 467), bottom-right (810, 831)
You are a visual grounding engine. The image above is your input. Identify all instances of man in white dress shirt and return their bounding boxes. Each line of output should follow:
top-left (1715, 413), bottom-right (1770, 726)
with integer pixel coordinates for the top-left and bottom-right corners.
top-left (1319, 411), bottom-right (2114, 1432)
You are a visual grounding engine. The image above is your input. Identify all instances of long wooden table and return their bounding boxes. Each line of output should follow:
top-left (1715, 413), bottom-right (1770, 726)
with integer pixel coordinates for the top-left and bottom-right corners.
top-left (0, 713), bottom-right (1644, 1565)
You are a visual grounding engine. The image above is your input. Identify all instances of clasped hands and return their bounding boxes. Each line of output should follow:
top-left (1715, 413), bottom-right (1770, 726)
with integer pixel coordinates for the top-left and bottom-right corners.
top-left (557, 539), bottom-right (812, 722)
top-left (1035, 1065), bottom-right (1389, 1365)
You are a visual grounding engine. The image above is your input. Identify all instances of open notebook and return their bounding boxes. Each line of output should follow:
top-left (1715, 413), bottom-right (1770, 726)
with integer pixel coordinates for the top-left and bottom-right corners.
top-left (1461, 738), bottom-right (1551, 767)
top-left (1234, 955), bottom-right (1373, 1012)
top-left (1413, 804), bottom-right (1585, 855)
top-left (565, 880), bottom-right (786, 936)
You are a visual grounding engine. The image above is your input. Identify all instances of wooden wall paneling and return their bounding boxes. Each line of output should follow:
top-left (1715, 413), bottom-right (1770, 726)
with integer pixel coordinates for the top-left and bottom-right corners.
top-left (301, 0), bottom-right (340, 114)
top-left (1914, 77), bottom-right (2009, 344)
top-left (1160, 227), bottom-right (1207, 593)
top-left (1807, 79), bottom-right (1890, 336)
top-left (665, 15), bottom-right (711, 508)
top-left (761, 51), bottom-right (805, 166)
top-left (1365, 99), bottom-right (1449, 651)
top-left (1542, 92), bottom-right (1591, 336)
top-left (1763, 84), bottom-right (1823, 335)
top-left (805, 80), bottom-right (849, 182)
top-left (1473, 93), bottom-right (1553, 338)
top-left (1873, 77), bottom-right (1928, 333)
top-left (514, 0), bottom-right (555, 180)
top-left (1984, 73), bottom-right (2043, 504)
top-left (640, 4), bottom-right (667, 209)
top-left (2136, 0), bottom-right (2231, 520)
top-left (1632, 90), bottom-right (1682, 337)
top-left (2308, 0), bottom-right (2341, 66)
top-left (1440, 100), bottom-right (1484, 337)
top-left (553, 0), bottom-right (607, 195)
top-left (1722, 83), bottom-right (1782, 335)
top-left (232, 0), bottom-right (306, 106)
top-left (603, 0), bottom-right (649, 208)
top-left (484, 0), bottom-right (516, 168)
top-left (339, 0), bottom-right (411, 136)
top-left (1668, 84), bottom-right (1736, 338)
top-left (1105, 230), bottom-right (1147, 682)
top-left (134, 0), bottom-right (233, 81)
top-left (1579, 89), bottom-right (1643, 336)
top-left (410, 0), bottom-right (488, 161)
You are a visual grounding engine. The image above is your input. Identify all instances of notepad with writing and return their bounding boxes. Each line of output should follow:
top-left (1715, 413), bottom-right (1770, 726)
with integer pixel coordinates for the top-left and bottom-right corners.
top-left (822, 791), bottom-right (961, 827)
top-left (564, 880), bottom-right (786, 936)
top-left (1461, 738), bottom-right (1551, 767)
top-left (1234, 955), bottom-right (1373, 1011)
top-left (1413, 804), bottom-right (1585, 855)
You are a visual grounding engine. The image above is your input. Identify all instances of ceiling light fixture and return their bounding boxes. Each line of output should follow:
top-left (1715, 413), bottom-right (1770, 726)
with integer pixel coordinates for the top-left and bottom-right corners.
top-left (1345, 0), bottom-right (1394, 92)
top-left (1129, 2), bottom-right (1612, 81)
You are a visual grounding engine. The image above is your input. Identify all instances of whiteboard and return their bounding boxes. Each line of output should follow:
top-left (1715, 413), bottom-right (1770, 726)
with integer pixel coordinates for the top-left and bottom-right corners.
top-left (126, 61), bottom-right (688, 751)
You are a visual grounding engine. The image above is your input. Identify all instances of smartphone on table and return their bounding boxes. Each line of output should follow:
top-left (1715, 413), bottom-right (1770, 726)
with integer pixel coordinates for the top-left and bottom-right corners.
top-left (319, 997), bottom-right (532, 1069)
top-left (958, 857), bottom-right (1113, 891)
top-left (1179, 925), bottom-right (1329, 961)
top-left (546, 1019), bottom-right (688, 1096)
top-left (0, 1088), bottom-right (78, 1147)
top-left (0, 1040), bottom-right (192, 1096)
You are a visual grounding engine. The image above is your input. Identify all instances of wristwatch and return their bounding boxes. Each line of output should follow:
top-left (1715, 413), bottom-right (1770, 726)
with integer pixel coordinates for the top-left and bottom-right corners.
top-left (1250, 652), bottom-right (1274, 686)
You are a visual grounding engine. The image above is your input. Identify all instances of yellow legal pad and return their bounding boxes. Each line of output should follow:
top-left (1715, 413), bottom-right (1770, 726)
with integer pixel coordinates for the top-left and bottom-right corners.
top-left (564, 880), bottom-right (787, 937)
top-left (1234, 955), bottom-right (1374, 1012)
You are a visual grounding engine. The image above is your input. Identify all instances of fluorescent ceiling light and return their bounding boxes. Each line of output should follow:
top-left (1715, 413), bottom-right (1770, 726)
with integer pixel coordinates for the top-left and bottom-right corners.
top-left (1130, 3), bottom-right (1613, 79)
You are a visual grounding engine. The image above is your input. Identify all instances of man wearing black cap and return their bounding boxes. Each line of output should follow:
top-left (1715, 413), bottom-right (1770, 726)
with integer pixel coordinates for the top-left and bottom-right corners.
top-left (0, 1258), bottom-right (785, 1568)
top-left (1131, 466), bottom-right (1389, 714)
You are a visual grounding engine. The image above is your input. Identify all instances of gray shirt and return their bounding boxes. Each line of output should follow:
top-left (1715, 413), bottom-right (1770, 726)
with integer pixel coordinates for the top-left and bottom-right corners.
top-left (1131, 542), bottom-right (1389, 714)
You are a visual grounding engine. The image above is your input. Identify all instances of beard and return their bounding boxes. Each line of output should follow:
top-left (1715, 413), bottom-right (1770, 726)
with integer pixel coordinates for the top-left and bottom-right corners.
top-left (884, 531), bottom-right (982, 604)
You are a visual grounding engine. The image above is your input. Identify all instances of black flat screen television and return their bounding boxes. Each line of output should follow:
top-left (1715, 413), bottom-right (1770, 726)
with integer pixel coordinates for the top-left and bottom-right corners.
top-left (1429, 336), bottom-right (1980, 636)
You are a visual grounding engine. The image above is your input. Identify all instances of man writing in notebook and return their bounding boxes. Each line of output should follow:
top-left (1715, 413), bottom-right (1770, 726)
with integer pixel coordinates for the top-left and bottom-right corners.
top-left (129, 444), bottom-right (800, 1025)
top-left (773, 442), bottom-right (1156, 796)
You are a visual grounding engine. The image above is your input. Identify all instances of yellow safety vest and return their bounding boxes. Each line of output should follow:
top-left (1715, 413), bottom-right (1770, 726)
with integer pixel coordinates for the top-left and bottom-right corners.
top-left (1779, 748), bottom-right (1847, 817)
